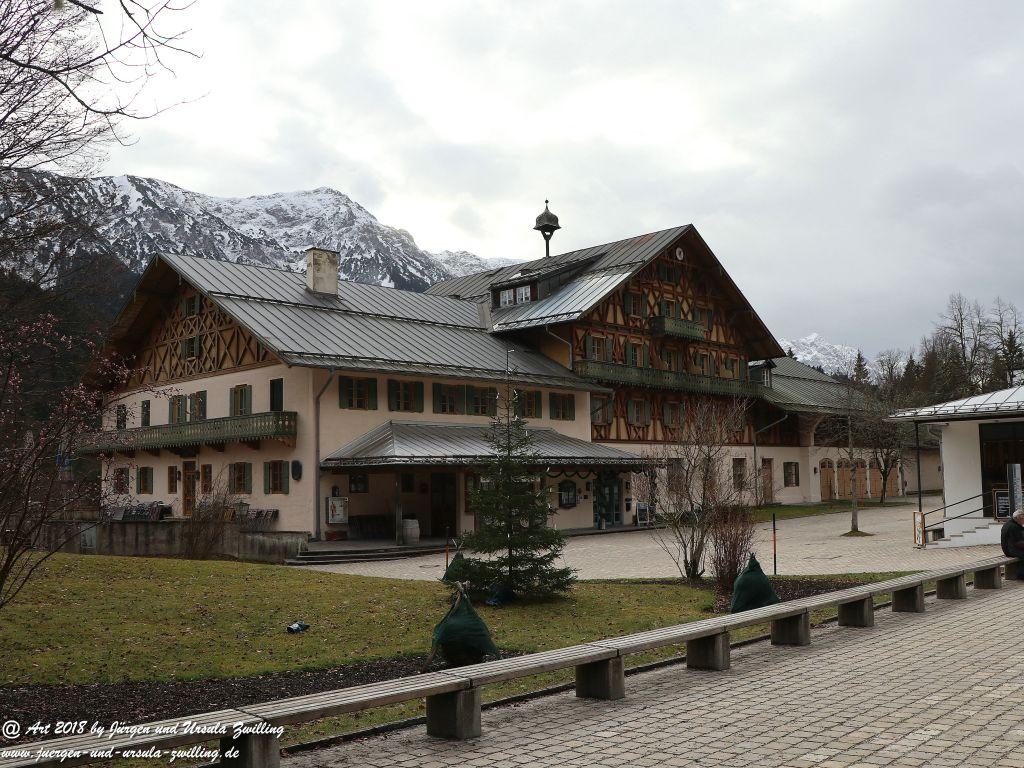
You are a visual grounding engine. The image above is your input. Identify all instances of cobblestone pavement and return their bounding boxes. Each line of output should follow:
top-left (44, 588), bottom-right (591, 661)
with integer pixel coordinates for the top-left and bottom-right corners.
top-left (302, 500), bottom-right (1003, 580)
top-left (285, 582), bottom-right (1024, 768)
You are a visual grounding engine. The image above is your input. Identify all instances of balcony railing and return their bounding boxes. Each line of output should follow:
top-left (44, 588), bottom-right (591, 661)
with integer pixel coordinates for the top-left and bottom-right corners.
top-left (649, 315), bottom-right (707, 341)
top-left (81, 411), bottom-right (298, 454)
top-left (573, 360), bottom-right (761, 398)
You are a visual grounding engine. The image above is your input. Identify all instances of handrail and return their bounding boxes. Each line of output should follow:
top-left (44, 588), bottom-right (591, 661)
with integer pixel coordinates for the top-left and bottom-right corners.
top-left (914, 492), bottom-right (987, 546)
top-left (924, 505), bottom-right (986, 531)
top-left (920, 493), bottom-right (985, 524)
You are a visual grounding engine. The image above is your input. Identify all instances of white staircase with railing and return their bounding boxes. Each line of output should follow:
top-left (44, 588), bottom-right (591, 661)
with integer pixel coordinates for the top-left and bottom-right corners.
top-left (917, 491), bottom-right (1006, 549)
top-left (926, 518), bottom-right (1003, 548)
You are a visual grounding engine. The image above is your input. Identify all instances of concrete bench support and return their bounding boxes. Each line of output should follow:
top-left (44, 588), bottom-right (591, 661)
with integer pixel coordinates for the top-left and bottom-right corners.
top-left (837, 597), bottom-right (874, 628)
top-left (687, 632), bottom-right (730, 671)
top-left (974, 566), bottom-right (1003, 590)
top-left (1006, 562), bottom-right (1022, 580)
top-left (936, 573), bottom-right (967, 599)
top-left (892, 584), bottom-right (925, 613)
top-left (575, 656), bottom-right (625, 700)
top-left (220, 733), bottom-right (281, 768)
top-left (770, 612), bottom-right (810, 646)
top-left (425, 688), bottom-right (481, 740)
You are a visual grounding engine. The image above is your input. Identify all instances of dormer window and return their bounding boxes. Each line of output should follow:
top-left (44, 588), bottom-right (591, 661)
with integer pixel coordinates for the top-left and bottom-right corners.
top-left (496, 284), bottom-right (534, 308)
top-left (499, 288), bottom-right (515, 307)
top-left (762, 367), bottom-right (772, 387)
top-left (515, 285), bottom-right (532, 304)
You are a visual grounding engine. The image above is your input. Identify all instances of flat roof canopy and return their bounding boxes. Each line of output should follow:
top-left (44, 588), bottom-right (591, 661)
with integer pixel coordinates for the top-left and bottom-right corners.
top-left (889, 385), bottom-right (1024, 423)
top-left (321, 420), bottom-right (647, 469)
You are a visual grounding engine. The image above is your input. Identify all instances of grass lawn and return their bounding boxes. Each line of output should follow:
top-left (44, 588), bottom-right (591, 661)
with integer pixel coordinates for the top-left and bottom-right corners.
top-left (0, 553), bottom-right (907, 749)
top-left (750, 498), bottom-right (906, 524)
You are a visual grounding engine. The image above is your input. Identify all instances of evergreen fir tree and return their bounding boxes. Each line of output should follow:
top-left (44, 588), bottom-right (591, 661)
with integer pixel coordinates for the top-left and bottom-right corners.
top-left (852, 350), bottom-right (870, 384)
top-left (446, 379), bottom-right (575, 601)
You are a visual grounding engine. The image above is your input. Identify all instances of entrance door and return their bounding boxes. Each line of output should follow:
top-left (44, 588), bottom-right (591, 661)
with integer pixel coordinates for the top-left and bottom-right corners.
top-left (836, 460), bottom-right (852, 499)
top-left (594, 471), bottom-right (622, 527)
top-left (182, 461), bottom-right (197, 517)
top-left (760, 458), bottom-right (774, 504)
top-left (820, 459), bottom-right (835, 500)
top-left (429, 473), bottom-right (457, 539)
top-left (854, 460), bottom-right (868, 499)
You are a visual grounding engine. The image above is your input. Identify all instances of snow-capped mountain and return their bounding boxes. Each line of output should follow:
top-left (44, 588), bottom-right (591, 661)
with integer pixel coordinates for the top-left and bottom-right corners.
top-left (433, 250), bottom-right (519, 277)
top-left (4, 171), bottom-right (507, 291)
top-left (778, 333), bottom-right (877, 377)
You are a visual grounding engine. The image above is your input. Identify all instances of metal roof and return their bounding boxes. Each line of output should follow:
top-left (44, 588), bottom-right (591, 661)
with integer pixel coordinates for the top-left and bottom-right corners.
top-left (150, 253), bottom-right (598, 391)
top-left (889, 386), bottom-right (1024, 423)
top-left (321, 420), bottom-right (646, 468)
top-left (760, 356), bottom-right (869, 415)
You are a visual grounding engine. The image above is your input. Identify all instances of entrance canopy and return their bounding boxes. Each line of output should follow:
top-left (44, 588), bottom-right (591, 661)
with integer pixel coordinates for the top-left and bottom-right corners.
top-left (321, 420), bottom-right (646, 469)
top-left (889, 386), bottom-right (1024, 423)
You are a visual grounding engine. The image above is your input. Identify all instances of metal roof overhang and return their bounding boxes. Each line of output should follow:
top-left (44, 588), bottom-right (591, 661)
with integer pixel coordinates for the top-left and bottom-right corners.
top-left (321, 421), bottom-right (647, 470)
top-left (888, 386), bottom-right (1024, 423)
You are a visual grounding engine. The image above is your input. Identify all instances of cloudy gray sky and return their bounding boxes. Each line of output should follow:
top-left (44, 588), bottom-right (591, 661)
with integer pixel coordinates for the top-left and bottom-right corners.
top-left (104, 0), bottom-right (1024, 356)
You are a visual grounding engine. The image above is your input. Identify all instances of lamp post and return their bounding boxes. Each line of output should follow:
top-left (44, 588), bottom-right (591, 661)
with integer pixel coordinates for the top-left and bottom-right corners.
top-left (533, 200), bottom-right (560, 258)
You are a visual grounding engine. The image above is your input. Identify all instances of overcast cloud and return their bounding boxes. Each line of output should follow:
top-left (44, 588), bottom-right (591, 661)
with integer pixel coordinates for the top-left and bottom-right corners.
top-left (103, 0), bottom-right (1024, 356)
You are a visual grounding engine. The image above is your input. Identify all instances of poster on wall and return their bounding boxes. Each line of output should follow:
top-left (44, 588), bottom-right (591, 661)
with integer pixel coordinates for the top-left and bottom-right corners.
top-left (327, 496), bottom-right (349, 524)
top-left (1008, 463), bottom-right (1022, 517)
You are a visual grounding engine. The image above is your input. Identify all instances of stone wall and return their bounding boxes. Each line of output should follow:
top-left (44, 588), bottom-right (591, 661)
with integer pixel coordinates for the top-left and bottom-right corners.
top-left (42, 519), bottom-right (308, 564)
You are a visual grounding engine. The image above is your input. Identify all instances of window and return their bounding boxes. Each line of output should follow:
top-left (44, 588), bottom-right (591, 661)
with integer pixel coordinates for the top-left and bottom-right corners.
top-left (660, 299), bottom-right (676, 317)
top-left (558, 480), bottom-right (578, 509)
top-left (627, 398), bottom-right (651, 426)
top-left (585, 334), bottom-right (608, 361)
top-left (625, 291), bottom-right (644, 317)
top-left (269, 378), bottom-right (284, 412)
top-left (339, 376), bottom-right (377, 410)
top-left (762, 367), bottom-right (772, 387)
top-left (724, 357), bottom-right (736, 377)
top-left (515, 285), bottom-right (532, 304)
top-left (662, 401), bottom-right (682, 428)
top-left (140, 399), bottom-right (150, 427)
top-left (387, 380), bottom-right (423, 412)
top-left (499, 288), bottom-right (514, 307)
top-left (136, 467), bottom-right (154, 494)
top-left (706, 308), bottom-right (714, 331)
top-left (167, 465), bottom-right (178, 494)
top-left (732, 458), bottom-right (747, 491)
top-left (433, 383), bottom-right (464, 415)
top-left (182, 295), bottom-right (199, 317)
top-left (549, 393), bottom-right (575, 420)
top-left (467, 386), bottom-right (497, 416)
top-left (180, 336), bottom-right (199, 359)
top-left (188, 390), bottom-right (207, 421)
top-left (230, 384), bottom-right (252, 416)
top-left (168, 395), bottom-right (187, 424)
top-left (629, 342), bottom-right (647, 368)
top-left (201, 464), bottom-right (213, 494)
top-left (400, 473), bottom-right (414, 493)
top-left (228, 462), bottom-right (252, 494)
top-left (113, 468), bottom-right (129, 494)
top-left (264, 460), bottom-right (289, 495)
top-left (784, 462), bottom-right (800, 488)
top-left (115, 404), bottom-right (127, 430)
top-left (515, 390), bottom-right (542, 419)
top-left (692, 351), bottom-right (708, 375)
top-left (349, 473), bottom-right (369, 493)
top-left (591, 395), bottom-right (612, 425)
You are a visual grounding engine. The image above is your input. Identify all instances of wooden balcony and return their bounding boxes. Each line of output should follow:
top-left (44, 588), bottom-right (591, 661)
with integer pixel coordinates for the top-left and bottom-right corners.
top-left (82, 411), bottom-right (298, 455)
top-left (649, 315), bottom-right (707, 341)
top-left (573, 360), bottom-right (761, 398)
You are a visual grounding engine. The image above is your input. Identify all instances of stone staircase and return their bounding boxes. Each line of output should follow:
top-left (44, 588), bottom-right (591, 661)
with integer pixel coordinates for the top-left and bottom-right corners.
top-left (926, 519), bottom-right (1003, 549)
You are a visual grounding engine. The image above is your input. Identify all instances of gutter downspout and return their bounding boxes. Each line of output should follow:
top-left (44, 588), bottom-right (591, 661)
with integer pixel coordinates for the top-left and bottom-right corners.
top-left (544, 325), bottom-right (573, 368)
top-left (313, 367), bottom-right (337, 541)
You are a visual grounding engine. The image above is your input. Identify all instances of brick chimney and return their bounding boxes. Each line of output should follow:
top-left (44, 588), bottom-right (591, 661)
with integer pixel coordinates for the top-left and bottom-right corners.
top-left (305, 247), bottom-right (340, 296)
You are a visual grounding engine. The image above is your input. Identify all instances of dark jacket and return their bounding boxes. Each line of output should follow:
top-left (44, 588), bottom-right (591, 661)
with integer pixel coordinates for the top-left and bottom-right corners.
top-left (1000, 518), bottom-right (1024, 559)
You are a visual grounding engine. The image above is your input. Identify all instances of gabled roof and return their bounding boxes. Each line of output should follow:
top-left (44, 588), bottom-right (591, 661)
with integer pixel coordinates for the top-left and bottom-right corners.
top-left (107, 253), bottom-right (603, 391)
top-left (889, 385), bottom-right (1024, 423)
top-left (426, 224), bottom-right (783, 360)
top-left (321, 420), bottom-right (645, 468)
top-left (758, 356), bottom-right (869, 414)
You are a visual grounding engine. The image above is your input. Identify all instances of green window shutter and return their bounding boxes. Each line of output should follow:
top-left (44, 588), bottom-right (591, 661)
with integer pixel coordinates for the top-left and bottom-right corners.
top-left (644, 400), bottom-right (652, 426)
top-left (367, 378), bottom-right (378, 409)
top-left (567, 394), bottom-right (575, 420)
top-left (263, 462), bottom-right (271, 494)
top-left (196, 391), bottom-right (206, 420)
top-left (270, 378), bottom-right (283, 412)
top-left (140, 400), bottom-right (150, 427)
top-left (244, 463), bottom-right (252, 494)
top-left (387, 380), bottom-right (398, 411)
top-left (642, 344), bottom-right (650, 369)
top-left (413, 382), bottom-right (424, 413)
top-left (707, 308), bottom-right (714, 330)
top-left (486, 388), bottom-right (497, 417)
top-left (228, 463), bottom-right (236, 491)
top-left (641, 294), bottom-right (649, 317)
top-left (549, 392), bottom-right (557, 418)
top-left (432, 383), bottom-right (442, 413)
top-left (135, 467), bottom-right (142, 492)
top-left (168, 398), bottom-right (175, 423)
top-left (338, 377), bottom-right (351, 408)
top-left (623, 292), bottom-right (632, 316)
top-left (281, 462), bottom-right (289, 494)
top-left (242, 385), bottom-right (252, 415)
top-left (660, 299), bottom-right (668, 317)
top-left (455, 385), bottom-right (466, 414)
top-left (585, 334), bottom-right (595, 360)
top-left (662, 401), bottom-right (670, 425)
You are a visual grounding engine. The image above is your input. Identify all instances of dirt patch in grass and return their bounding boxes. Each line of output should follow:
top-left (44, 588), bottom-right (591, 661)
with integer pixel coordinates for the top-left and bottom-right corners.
top-left (841, 529), bottom-right (875, 537)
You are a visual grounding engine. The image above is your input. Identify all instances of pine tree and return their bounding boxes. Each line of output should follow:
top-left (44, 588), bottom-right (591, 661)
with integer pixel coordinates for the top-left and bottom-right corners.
top-left (852, 350), bottom-right (870, 384)
top-left (446, 380), bottom-right (575, 602)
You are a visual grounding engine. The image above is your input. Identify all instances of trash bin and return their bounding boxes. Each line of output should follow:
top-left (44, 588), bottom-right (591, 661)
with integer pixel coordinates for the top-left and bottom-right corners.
top-left (401, 518), bottom-right (420, 545)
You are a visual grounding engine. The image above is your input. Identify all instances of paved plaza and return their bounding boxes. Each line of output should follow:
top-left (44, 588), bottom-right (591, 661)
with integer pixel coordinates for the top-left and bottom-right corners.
top-left (302, 499), bottom-right (1003, 580)
top-left (286, 581), bottom-right (1024, 768)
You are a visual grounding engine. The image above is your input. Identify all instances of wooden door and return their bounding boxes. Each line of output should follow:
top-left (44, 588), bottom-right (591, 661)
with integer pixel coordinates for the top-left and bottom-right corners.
top-left (836, 460), bottom-right (852, 500)
top-left (760, 458), bottom-right (774, 504)
top-left (429, 473), bottom-right (457, 539)
top-left (854, 460), bottom-right (868, 499)
top-left (182, 461), bottom-right (197, 516)
top-left (869, 460), bottom-right (882, 499)
top-left (819, 459), bottom-right (835, 500)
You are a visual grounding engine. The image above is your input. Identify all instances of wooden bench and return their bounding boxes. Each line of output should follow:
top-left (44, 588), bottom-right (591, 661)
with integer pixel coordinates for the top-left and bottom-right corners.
top-left (3, 556), bottom-right (1017, 768)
